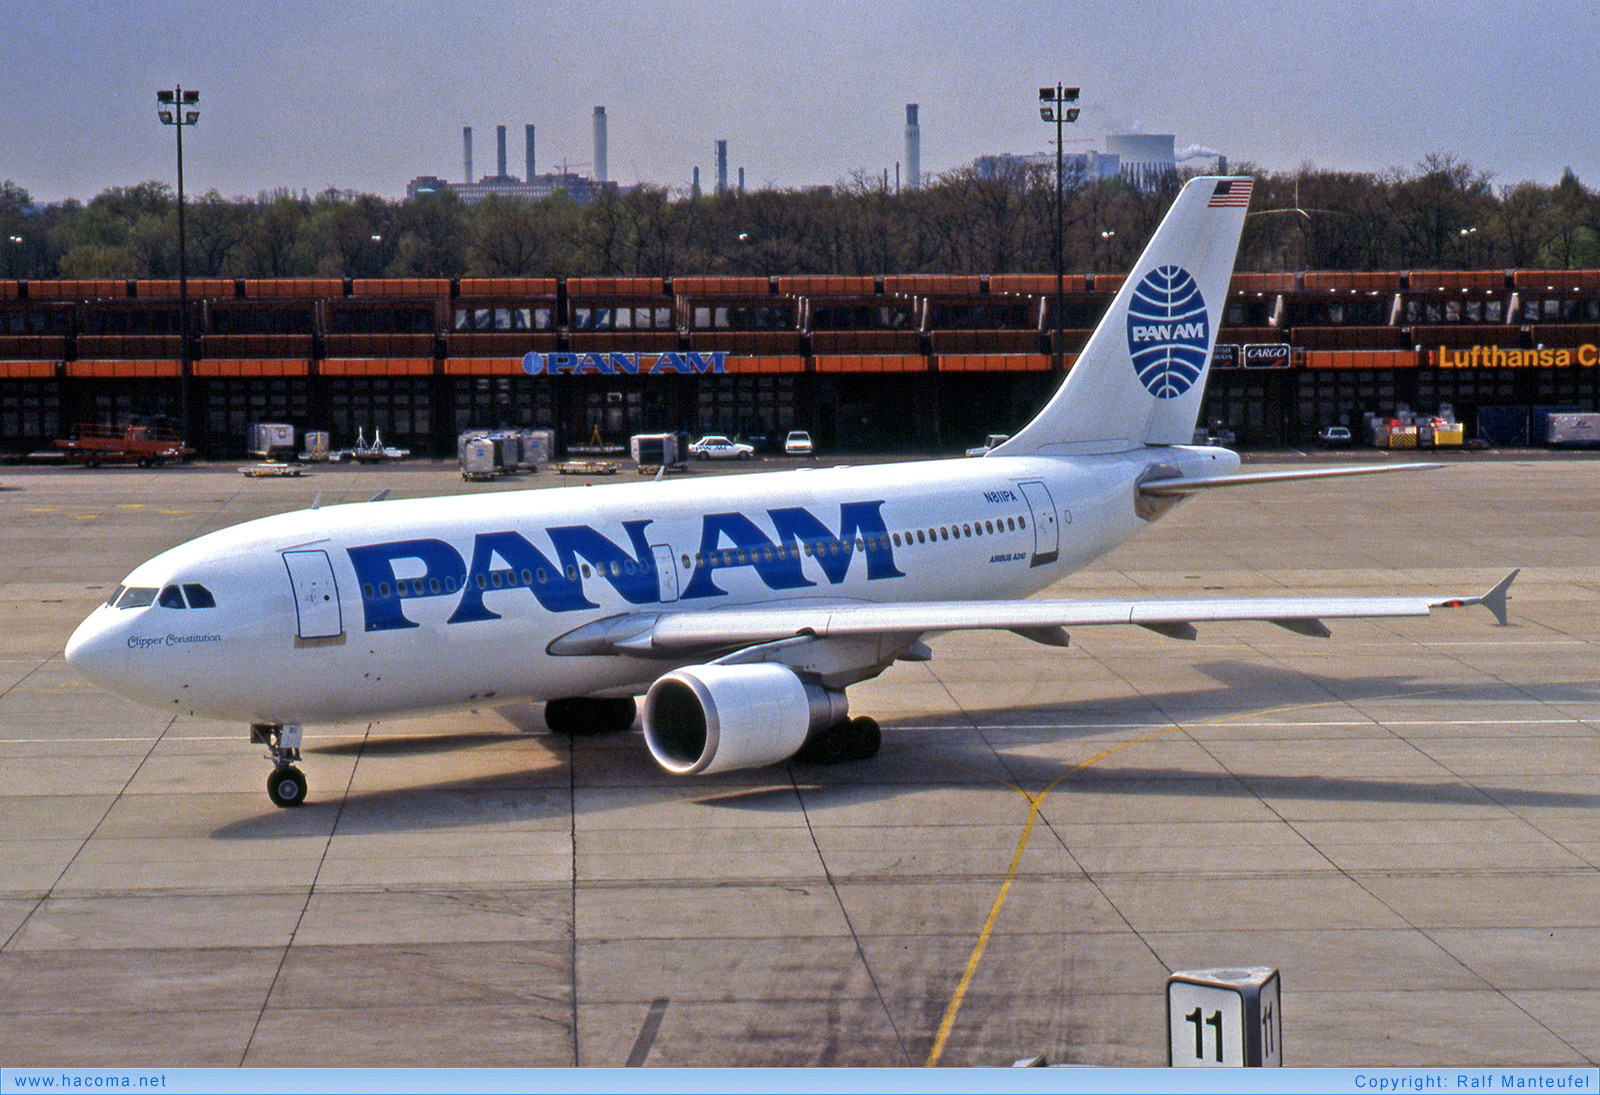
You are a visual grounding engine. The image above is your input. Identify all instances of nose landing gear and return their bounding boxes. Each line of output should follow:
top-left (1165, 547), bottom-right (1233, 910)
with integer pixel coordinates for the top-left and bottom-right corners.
top-left (251, 722), bottom-right (307, 808)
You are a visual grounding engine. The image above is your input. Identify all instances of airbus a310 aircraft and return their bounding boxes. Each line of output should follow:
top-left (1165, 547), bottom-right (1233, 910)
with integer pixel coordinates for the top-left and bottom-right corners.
top-left (65, 177), bottom-right (1515, 807)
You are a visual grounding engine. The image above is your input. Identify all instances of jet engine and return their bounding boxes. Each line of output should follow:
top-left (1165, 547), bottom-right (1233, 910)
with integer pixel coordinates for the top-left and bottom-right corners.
top-left (642, 663), bottom-right (849, 775)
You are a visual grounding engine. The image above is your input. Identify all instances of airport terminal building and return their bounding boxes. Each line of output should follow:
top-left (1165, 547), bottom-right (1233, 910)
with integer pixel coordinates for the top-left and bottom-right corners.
top-left (2, 269), bottom-right (1598, 458)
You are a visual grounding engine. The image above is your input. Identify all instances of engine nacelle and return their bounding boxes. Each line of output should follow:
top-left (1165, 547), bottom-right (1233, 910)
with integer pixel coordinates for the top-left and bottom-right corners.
top-left (642, 663), bottom-right (848, 775)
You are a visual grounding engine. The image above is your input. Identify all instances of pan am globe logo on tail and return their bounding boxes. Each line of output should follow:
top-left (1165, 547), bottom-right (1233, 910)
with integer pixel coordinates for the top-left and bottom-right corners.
top-left (1126, 264), bottom-right (1209, 399)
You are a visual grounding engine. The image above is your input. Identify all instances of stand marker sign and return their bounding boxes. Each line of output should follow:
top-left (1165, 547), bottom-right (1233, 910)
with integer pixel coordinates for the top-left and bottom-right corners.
top-left (1167, 966), bottom-right (1281, 1067)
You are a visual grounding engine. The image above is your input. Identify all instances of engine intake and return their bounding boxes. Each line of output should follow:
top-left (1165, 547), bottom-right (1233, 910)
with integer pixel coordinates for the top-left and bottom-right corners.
top-left (642, 663), bottom-right (847, 775)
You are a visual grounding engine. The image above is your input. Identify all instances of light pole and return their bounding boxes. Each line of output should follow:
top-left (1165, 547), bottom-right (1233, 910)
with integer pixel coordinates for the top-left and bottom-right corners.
top-left (1039, 85), bottom-right (1079, 375)
top-left (156, 86), bottom-right (199, 446)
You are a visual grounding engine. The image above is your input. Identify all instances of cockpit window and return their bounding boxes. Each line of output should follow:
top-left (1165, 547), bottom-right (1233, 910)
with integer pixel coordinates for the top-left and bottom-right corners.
top-left (105, 585), bottom-right (125, 607)
top-left (183, 584), bottom-right (216, 608)
top-left (158, 585), bottom-right (185, 609)
top-left (115, 586), bottom-right (158, 609)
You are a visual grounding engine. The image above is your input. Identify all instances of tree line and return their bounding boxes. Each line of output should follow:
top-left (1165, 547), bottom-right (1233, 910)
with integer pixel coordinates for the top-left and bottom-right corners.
top-left (2, 155), bottom-right (1596, 284)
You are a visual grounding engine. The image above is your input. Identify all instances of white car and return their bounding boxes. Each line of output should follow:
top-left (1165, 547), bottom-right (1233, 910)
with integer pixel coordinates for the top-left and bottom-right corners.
top-left (784, 430), bottom-right (813, 455)
top-left (687, 435), bottom-right (754, 461)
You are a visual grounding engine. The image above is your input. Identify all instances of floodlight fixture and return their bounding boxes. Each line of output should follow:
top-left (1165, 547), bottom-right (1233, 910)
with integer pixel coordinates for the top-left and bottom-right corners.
top-left (1037, 83), bottom-right (1080, 377)
top-left (154, 85), bottom-right (201, 448)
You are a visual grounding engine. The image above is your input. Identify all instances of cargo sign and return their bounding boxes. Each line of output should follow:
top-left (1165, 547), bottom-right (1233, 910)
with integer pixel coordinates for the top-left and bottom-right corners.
top-left (1242, 342), bottom-right (1291, 368)
top-left (523, 351), bottom-right (727, 376)
top-left (1434, 344), bottom-right (1600, 368)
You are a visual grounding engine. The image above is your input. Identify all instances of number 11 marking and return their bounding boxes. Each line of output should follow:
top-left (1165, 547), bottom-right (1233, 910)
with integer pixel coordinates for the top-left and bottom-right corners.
top-left (1186, 1006), bottom-right (1224, 1062)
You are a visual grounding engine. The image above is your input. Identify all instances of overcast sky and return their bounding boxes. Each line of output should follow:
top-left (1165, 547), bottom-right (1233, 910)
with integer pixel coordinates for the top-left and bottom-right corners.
top-left (3, 0), bottom-right (1594, 203)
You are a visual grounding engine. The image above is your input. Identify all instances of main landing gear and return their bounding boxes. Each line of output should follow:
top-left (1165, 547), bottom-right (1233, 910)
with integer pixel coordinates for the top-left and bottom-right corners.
top-left (543, 696), bottom-right (638, 736)
top-left (251, 723), bottom-right (307, 808)
top-left (796, 715), bottom-right (881, 765)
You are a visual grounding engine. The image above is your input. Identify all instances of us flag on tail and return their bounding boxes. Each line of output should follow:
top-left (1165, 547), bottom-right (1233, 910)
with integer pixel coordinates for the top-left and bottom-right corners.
top-left (1208, 179), bottom-right (1253, 207)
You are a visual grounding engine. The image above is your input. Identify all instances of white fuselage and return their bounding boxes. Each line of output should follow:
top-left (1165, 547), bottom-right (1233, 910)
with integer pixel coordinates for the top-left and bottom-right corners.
top-left (64, 446), bottom-right (1239, 725)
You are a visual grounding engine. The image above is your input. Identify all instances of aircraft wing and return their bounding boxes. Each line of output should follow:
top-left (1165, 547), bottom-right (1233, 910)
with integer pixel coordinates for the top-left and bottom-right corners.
top-left (1139, 462), bottom-right (1442, 496)
top-left (549, 570), bottom-right (1518, 657)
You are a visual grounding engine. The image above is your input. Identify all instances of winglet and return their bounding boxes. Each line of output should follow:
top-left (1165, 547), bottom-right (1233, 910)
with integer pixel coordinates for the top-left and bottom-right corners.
top-left (1480, 569), bottom-right (1518, 627)
top-left (1441, 569), bottom-right (1517, 626)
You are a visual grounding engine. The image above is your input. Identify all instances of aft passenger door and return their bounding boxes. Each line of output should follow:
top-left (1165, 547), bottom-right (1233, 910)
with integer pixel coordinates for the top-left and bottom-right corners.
top-left (1018, 480), bottom-right (1060, 568)
top-left (282, 549), bottom-right (344, 640)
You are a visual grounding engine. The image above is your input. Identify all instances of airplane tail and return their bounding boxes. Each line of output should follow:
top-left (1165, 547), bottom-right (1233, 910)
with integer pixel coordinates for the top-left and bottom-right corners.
top-left (989, 176), bottom-right (1252, 457)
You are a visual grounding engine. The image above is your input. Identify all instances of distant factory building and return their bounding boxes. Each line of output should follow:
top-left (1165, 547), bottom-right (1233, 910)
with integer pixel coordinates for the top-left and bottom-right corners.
top-left (407, 122), bottom-right (617, 204)
top-left (1106, 133), bottom-right (1179, 188)
top-left (973, 134), bottom-right (1222, 191)
top-left (972, 150), bottom-right (1121, 181)
top-left (406, 173), bottom-right (613, 205)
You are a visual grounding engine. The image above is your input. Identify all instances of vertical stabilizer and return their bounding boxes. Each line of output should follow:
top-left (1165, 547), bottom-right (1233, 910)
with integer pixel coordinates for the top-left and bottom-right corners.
top-left (990, 176), bottom-right (1252, 457)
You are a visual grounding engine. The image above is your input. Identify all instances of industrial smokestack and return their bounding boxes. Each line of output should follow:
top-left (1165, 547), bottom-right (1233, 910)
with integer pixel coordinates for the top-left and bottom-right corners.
top-left (593, 106), bottom-right (608, 183)
top-left (716, 140), bottom-right (728, 196)
top-left (905, 104), bottom-right (921, 190)
top-left (692, 166), bottom-right (701, 201)
top-left (496, 125), bottom-right (508, 179)
top-left (738, 166), bottom-right (745, 194)
top-left (463, 126), bottom-right (473, 184)
top-left (526, 124), bottom-right (536, 180)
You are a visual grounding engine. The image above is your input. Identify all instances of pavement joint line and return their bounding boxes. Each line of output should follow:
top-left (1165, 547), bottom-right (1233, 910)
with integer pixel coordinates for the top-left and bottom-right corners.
top-left (567, 727), bottom-right (580, 1066)
top-left (789, 764), bottom-right (913, 1064)
top-left (1, 711), bottom-right (180, 953)
top-left (239, 719), bottom-right (370, 1067)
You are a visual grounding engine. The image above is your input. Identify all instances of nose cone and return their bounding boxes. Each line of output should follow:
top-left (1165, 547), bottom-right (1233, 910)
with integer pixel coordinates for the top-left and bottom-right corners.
top-left (65, 607), bottom-right (129, 695)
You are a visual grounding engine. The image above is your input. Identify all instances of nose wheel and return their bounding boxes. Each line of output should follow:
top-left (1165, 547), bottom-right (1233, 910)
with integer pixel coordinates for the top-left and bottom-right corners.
top-left (251, 723), bottom-right (307, 808)
top-left (267, 765), bottom-right (307, 808)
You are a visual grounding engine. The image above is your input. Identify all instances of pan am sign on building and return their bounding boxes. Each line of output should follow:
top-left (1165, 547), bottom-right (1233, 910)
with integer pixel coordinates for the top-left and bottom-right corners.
top-left (523, 351), bottom-right (728, 376)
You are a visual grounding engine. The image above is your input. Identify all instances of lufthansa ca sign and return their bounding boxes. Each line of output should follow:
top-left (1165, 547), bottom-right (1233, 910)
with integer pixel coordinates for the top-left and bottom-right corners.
top-left (1435, 344), bottom-right (1600, 369)
top-left (522, 351), bottom-right (728, 376)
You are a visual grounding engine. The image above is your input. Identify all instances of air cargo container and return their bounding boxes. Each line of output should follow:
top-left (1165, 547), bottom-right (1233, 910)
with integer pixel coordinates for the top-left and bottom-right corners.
top-left (630, 432), bottom-right (681, 468)
top-left (247, 423), bottom-right (295, 459)
top-left (460, 437), bottom-right (497, 480)
top-left (1547, 412), bottom-right (1600, 447)
top-left (520, 429), bottom-right (555, 467)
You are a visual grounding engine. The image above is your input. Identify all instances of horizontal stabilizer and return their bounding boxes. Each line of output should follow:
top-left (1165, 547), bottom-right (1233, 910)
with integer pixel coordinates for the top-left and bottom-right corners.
top-left (1140, 462), bottom-right (1442, 497)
